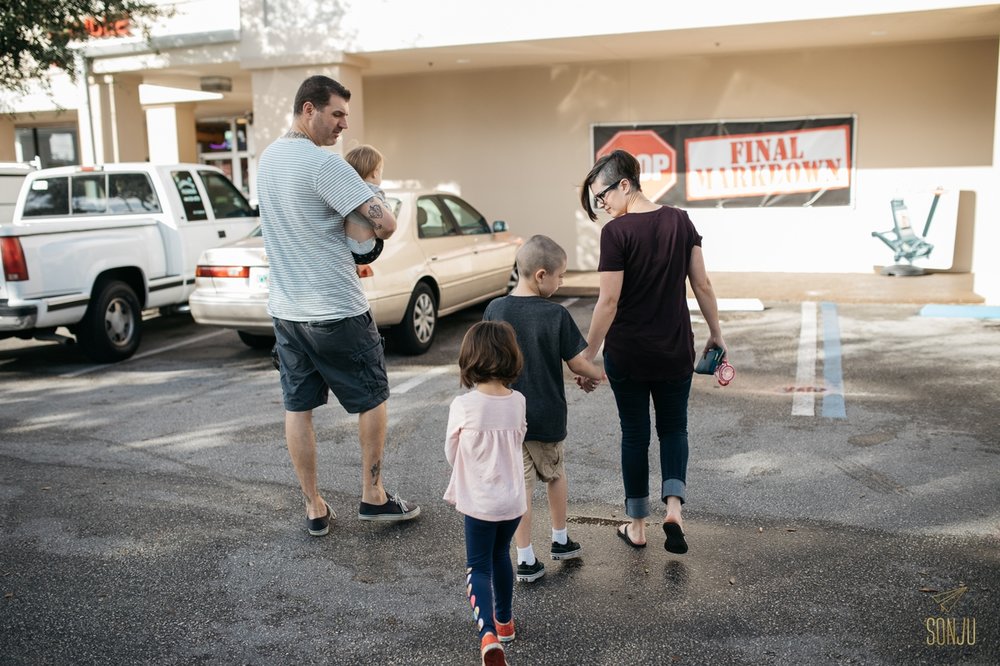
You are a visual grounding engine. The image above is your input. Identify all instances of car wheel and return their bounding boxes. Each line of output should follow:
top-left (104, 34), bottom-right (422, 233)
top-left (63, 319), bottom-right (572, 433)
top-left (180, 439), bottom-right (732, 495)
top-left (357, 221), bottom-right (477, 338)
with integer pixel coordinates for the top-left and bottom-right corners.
top-left (506, 264), bottom-right (519, 293)
top-left (76, 280), bottom-right (142, 363)
top-left (394, 282), bottom-right (437, 355)
top-left (237, 330), bottom-right (276, 349)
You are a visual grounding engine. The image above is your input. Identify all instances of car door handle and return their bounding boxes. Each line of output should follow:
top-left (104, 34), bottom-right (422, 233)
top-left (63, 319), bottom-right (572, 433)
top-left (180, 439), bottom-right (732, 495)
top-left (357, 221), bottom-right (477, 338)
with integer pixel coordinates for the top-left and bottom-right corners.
top-left (218, 230), bottom-right (227, 238)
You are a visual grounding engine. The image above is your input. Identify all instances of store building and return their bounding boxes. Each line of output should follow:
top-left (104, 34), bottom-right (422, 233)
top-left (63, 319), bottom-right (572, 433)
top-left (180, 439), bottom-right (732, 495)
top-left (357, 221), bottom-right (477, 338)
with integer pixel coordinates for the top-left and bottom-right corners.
top-left (2, 0), bottom-right (998, 302)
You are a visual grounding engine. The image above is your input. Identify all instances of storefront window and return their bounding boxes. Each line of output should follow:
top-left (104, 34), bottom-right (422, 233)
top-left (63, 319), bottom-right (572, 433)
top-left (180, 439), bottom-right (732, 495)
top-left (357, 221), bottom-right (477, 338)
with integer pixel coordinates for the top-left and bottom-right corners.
top-left (15, 127), bottom-right (79, 168)
top-left (197, 121), bottom-right (247, 153)
top-left (197, 117), bottom-right (253, 199)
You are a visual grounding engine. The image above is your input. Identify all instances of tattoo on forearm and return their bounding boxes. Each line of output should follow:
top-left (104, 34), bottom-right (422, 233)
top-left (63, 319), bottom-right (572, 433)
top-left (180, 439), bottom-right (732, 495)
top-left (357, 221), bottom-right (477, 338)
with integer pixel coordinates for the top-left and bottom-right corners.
top-left (366, 198), bottom-right (385, 219)
top-left (370, 460), bottom-right (381, 486)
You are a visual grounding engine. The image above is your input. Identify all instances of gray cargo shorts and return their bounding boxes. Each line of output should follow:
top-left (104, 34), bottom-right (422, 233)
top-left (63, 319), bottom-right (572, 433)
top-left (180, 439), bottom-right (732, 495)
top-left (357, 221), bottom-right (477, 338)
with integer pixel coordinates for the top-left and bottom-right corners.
top-left (272, 312), bottom-right (389, 414)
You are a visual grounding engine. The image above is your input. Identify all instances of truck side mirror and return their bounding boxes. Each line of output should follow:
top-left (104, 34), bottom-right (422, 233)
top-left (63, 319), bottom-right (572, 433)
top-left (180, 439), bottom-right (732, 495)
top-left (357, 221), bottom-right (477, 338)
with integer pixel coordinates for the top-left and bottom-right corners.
top-left (492, 220), bottom-right (508, 233)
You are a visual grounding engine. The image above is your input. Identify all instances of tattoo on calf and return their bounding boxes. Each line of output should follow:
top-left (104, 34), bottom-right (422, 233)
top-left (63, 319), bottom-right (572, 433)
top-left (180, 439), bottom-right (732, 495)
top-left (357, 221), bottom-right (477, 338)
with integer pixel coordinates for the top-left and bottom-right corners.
top-left (370, 460), bottom-right (381, 486)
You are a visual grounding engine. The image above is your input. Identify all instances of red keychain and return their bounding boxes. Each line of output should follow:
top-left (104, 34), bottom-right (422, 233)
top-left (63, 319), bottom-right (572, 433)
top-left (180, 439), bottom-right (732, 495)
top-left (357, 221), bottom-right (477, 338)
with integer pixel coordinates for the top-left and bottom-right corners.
top-left (715, 360), bottom-right (735, 387)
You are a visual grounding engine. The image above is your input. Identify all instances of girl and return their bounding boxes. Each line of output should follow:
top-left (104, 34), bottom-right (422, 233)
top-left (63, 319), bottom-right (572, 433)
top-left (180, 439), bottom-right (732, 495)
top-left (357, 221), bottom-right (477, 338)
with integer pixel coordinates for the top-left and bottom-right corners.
top-left (444, 321), bottom-right (527, 666)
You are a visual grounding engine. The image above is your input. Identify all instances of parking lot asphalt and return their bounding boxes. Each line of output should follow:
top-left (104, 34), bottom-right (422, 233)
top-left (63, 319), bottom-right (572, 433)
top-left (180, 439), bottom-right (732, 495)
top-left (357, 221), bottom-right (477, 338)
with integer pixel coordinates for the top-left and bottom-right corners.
top-left (1, 293), bottom-right (998, 665)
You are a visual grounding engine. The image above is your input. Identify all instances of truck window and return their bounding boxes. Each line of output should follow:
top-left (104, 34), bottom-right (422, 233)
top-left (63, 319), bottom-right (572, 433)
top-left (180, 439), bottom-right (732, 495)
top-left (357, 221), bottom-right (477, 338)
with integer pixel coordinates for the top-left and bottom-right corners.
top-left (108, 173), bottom-right (161, 213)
top-left (72, 174), bottom-right (108, 214)
top-left (199, 170), bottom-right (255, 219)
top-left (171, 171), bottom-right (208, 221)
top-left (23, 177), bottom-right (70, 217)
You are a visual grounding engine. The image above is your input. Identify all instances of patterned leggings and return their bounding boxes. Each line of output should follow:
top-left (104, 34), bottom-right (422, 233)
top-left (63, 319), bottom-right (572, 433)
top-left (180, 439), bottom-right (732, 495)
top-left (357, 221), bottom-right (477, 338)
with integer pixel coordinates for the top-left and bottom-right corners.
top-left (464, 514), bottom-right (521, 638)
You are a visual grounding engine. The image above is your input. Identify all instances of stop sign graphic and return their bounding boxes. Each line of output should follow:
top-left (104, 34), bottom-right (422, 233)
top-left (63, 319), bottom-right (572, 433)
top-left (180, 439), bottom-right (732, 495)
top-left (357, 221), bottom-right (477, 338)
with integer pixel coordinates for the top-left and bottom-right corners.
top-left (596, 130), bottom-right (677, 201)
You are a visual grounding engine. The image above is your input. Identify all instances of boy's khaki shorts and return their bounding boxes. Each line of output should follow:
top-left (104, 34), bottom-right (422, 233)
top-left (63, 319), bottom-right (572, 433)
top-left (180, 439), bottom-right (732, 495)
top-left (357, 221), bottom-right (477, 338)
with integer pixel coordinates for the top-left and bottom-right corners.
top-left (522, 440), bottom-right (565, 485)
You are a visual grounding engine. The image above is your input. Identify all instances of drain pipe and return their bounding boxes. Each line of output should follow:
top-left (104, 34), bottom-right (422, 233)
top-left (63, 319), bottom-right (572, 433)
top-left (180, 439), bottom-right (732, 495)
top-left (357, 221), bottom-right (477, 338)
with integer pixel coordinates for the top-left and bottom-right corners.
top-left (74, 50), bottom-right (97, 165)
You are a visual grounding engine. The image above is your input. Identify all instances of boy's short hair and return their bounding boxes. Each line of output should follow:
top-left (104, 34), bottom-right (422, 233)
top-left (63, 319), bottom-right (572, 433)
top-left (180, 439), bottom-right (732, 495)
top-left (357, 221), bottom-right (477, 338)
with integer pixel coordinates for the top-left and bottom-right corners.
top-left (344, 145), bottom-right (384, 181)
top-left (516, 234), bottom-right (567, 277)
top-left (458, 321), bottom-right (523, 389)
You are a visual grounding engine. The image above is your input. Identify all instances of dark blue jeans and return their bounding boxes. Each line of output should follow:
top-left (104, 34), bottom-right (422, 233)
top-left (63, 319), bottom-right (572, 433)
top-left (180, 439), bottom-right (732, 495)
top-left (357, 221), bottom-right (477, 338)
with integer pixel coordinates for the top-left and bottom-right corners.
top-left (605, 354), bottom-right (692, 519)
top-left (464, 515), bottom-right (520, 639)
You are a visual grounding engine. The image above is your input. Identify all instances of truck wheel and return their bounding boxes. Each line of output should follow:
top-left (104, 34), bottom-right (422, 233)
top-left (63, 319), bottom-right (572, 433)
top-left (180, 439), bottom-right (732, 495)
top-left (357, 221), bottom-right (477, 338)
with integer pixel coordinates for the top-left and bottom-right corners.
top-left (394, 283), bottom-right (436, 355)
top-left (77, 280), bottom-right (142, 363)
top-left (237, 330), bottom-right (276, 349)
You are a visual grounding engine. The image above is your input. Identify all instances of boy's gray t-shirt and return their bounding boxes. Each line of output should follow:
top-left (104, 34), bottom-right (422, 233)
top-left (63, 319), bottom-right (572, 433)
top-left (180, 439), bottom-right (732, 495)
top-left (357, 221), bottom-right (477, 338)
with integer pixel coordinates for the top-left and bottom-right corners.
top-left (483, 295), bottom-right (587, 443)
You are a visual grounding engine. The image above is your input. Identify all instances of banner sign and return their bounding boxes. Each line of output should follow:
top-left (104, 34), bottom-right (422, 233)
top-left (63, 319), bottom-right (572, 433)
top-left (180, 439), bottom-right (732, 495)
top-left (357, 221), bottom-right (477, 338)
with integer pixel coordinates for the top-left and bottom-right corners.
top-left (592, 116), bottom-right (855, 207)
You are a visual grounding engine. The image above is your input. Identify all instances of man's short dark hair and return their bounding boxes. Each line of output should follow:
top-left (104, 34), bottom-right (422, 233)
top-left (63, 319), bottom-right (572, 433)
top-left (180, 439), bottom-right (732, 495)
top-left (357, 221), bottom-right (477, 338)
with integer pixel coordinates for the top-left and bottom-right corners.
top-left (293, 75), bottom-right (351, 116)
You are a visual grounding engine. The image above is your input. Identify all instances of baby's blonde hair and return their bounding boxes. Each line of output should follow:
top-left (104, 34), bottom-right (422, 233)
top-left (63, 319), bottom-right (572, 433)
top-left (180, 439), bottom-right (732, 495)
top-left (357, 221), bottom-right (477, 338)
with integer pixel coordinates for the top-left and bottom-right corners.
top-left (344, 144), bottom-right (384, 180)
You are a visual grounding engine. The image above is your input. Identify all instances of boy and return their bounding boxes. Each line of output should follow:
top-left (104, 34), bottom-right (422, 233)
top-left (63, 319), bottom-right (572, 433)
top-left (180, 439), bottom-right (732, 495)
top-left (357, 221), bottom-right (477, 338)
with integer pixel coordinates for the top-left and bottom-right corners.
top-left (483, 234), bottom-right (604, 583)
top-left (343, 144), bottom-right (387, 264)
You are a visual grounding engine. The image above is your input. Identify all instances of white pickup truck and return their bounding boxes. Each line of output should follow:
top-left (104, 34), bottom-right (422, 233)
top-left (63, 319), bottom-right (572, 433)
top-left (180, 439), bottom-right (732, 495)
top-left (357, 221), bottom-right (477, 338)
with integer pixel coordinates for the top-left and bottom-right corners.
top-left (0, 163), bottom-right (259, 362)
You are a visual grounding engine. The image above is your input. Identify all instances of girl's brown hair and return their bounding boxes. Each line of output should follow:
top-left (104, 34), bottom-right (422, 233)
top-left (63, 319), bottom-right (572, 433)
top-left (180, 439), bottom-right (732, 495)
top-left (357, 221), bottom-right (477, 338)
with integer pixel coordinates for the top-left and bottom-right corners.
top-left (344, 144), bottom-right (384, 181)
top-left (458, 321), bottom-right (523, 388)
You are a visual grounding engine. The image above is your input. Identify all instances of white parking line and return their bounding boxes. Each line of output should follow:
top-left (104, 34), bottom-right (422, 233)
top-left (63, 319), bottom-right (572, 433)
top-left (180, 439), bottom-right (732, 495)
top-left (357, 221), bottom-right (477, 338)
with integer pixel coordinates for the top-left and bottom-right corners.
top-left (60, 330), bottom-right (229, 378)
top-left (560, 297), bottom-right (579, 308)
top-left (391, 365), bottom-right (451, 394)
top-left (792, 301), bottom-right (818, 416)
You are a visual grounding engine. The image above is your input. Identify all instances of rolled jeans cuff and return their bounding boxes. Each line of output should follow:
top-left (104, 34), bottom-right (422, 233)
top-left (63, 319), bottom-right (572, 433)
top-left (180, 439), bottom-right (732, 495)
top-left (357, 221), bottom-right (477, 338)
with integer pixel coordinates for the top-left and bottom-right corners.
top-left (662, 478), bottom-right (686, 504)
top-left (625, 496), bottom-right (650, 519)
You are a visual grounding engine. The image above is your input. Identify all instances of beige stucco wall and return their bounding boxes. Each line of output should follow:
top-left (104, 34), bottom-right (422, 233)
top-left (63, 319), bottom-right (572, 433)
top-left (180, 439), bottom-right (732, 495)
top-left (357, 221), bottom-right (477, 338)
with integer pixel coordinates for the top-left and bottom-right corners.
top-left (974, 38), bottom-right (1000, 304)
top-left (250, 64), bottom-right (365, 157)
top-left (0, 119), bottom-right (15, 162)
top-left (363, 38), bottom-right (998, 274)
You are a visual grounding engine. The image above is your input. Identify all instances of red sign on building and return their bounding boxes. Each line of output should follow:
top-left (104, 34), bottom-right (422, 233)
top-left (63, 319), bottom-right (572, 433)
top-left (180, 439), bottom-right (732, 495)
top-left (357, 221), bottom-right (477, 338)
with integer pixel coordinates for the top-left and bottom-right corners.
top-left (596, 130), bottom-right (677, 201)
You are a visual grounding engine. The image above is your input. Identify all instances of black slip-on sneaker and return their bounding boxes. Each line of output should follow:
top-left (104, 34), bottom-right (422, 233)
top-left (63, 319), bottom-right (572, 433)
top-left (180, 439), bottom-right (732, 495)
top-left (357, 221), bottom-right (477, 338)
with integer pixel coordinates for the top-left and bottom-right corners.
top-left (307, 501), bottom-right (334, 537)
top-left (357, 493), bottom-right (420, 522)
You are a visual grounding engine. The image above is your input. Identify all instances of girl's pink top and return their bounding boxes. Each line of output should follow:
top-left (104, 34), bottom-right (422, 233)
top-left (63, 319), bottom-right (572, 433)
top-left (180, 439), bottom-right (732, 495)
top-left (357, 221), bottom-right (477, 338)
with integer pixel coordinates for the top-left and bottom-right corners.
top-left (443, 389), bottom-right (528, 522)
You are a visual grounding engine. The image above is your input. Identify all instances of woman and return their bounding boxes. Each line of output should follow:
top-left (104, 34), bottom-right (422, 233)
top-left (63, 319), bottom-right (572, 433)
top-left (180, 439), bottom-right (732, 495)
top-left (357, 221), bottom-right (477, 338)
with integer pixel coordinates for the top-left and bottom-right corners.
top-left (580, 149), bottom-right (727, 554)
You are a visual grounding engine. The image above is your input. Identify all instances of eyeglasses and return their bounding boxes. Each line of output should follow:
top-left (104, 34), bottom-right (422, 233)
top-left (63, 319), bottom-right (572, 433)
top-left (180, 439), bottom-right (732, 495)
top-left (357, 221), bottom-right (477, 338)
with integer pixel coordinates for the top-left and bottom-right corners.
top-left (592, 181), bottom-right (620, 208)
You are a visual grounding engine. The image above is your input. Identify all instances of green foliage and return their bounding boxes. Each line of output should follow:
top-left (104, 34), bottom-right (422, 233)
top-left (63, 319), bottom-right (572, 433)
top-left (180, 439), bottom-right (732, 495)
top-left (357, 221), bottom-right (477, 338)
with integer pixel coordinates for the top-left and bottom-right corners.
top-left (0, 0), bottom-right (167, 94)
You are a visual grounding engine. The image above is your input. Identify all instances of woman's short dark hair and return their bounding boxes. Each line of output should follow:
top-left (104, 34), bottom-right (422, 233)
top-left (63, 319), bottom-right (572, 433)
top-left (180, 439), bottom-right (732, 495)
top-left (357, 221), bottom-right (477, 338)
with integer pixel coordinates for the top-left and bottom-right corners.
top-left (580, 149), bottom-right (642, 221)
top-left (458, 321), bottom-right (523, 389)
top-left (293, 75), bottom-right (352, 116)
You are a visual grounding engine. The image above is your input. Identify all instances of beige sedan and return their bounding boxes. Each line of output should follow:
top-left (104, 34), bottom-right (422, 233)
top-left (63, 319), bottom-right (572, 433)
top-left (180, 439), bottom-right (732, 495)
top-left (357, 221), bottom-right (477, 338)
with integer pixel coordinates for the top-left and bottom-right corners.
top-left (189, 188), bottom-right (519, 354)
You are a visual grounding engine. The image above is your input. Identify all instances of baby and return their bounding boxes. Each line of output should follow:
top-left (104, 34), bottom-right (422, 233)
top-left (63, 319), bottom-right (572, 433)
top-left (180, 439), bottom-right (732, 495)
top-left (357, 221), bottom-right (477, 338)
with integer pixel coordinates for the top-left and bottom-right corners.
top-left (343, 145), bottom-right (387, 264)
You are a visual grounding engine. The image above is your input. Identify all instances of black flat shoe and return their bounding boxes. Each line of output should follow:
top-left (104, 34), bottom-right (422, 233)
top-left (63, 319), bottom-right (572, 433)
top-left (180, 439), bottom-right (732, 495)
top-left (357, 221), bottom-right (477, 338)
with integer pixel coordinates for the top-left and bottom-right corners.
top-left (663, 522), bottom-right (688, 554)
top-left (617, 523), bottom-right (646, 549)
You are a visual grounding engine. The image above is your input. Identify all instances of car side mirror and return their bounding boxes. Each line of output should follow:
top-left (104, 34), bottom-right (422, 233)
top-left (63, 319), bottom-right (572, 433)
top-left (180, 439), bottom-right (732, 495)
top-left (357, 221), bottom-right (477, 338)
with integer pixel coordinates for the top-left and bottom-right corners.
top-left (492, 220), bottom-right (508, 232)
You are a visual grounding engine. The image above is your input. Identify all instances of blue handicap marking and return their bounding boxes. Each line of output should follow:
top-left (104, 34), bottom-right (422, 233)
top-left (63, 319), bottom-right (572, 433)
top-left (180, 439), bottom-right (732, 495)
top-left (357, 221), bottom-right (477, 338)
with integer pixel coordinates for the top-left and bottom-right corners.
top-left (919, 304), bottom-right (1000, 319)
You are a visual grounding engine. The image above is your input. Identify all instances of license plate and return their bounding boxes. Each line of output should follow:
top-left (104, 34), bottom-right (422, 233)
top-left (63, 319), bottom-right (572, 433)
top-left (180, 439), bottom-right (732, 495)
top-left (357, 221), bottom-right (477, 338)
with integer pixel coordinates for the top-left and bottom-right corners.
top-left (249, 267), bottom-right (269, 291)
